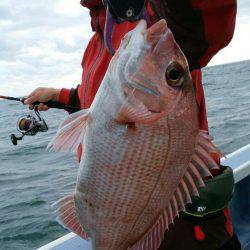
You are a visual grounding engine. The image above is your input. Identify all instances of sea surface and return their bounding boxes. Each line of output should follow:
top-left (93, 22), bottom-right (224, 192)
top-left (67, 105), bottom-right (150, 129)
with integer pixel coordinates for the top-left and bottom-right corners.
top-left (0, 60), bottom-right (250, 250)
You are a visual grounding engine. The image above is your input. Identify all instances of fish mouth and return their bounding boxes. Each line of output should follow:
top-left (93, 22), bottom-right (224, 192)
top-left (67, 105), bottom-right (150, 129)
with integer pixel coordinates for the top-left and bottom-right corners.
top-left (123, 19), bottom-right (169, 97)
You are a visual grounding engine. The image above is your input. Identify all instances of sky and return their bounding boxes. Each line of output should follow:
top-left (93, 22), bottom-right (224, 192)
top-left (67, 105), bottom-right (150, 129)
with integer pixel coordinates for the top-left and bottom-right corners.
top-left (0, 0), bottom-right (249, 97)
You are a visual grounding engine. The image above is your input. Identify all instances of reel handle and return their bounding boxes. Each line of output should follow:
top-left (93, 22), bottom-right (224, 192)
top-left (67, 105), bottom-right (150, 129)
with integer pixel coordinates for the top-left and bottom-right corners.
top-left (10, 134), bottom-right (24, 146)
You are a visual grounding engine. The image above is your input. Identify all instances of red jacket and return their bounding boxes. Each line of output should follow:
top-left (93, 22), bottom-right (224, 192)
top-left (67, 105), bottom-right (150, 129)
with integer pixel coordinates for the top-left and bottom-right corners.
top-left (59, 0), bottom-right (236, 133)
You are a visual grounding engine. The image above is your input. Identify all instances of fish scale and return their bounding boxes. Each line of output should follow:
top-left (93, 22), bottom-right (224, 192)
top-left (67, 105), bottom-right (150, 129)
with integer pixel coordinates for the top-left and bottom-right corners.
top-left (49, 19), bottom-right (221, 250)
top-left (78, 121), bottom-right (171, 249)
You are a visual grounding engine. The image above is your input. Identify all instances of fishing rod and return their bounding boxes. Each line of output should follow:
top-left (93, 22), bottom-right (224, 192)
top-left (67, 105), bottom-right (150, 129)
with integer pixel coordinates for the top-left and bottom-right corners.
top-left (0, 95), bottom-right (81, 111)
top-left (0, 95), bottom-right (81, 146)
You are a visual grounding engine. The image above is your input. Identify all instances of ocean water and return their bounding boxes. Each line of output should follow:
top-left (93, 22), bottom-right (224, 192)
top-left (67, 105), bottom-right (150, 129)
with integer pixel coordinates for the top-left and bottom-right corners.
top-left (0, 60), bottom-right (250, 250)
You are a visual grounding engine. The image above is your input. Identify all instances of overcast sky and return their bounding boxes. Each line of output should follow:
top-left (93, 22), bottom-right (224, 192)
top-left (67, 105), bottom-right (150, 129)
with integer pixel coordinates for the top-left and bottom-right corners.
top-left (0, 0), bottom-right (249, 97)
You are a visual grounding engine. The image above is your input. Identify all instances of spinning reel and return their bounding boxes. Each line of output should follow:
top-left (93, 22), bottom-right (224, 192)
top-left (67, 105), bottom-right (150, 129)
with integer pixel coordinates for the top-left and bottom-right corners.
top-left (11, 108), bottom-right (48, 146)
top-left (0, 95), bottom-right (80, 146)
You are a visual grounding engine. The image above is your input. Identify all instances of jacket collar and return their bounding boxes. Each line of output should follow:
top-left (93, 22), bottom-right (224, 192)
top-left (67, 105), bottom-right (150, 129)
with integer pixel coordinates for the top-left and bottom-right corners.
top-left (80, 0), bottom-right (103, 9)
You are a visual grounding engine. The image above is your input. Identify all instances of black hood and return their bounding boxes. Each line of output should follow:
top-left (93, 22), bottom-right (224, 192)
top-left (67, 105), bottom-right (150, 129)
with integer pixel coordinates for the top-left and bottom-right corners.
top-left (105, 0), bottom-right (146, 23)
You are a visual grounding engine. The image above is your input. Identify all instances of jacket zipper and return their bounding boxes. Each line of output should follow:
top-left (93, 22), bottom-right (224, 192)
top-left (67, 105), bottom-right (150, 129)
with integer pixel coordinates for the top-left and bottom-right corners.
top-left (84, 8), bottom-right (104, 108)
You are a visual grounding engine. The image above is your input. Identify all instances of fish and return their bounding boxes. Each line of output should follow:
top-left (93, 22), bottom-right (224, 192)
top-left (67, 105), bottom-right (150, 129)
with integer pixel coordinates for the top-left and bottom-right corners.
top-left (48, 19), bottom-right (221, 250)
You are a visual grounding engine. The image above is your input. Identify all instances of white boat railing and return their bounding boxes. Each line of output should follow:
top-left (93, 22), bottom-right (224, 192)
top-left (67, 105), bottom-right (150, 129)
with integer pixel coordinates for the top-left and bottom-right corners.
top-left (38, 144), bottom-right (250, 250)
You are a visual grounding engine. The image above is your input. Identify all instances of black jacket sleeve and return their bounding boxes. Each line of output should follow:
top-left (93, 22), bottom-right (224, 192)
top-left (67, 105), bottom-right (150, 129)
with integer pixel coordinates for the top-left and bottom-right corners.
top-left (150, 0), bottom-right (236, 70)
top-left (67, 85), bottom-right (81, 113)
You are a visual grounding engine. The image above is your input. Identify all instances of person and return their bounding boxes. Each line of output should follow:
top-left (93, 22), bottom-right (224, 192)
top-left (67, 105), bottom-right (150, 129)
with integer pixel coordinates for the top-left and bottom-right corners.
top-left (25, 1), bottom-right (241, 249)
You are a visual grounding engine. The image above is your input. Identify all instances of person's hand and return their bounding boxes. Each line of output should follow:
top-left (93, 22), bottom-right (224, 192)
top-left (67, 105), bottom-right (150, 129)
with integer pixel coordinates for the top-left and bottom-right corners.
top-left (24, 87), bottom-right (61, 111)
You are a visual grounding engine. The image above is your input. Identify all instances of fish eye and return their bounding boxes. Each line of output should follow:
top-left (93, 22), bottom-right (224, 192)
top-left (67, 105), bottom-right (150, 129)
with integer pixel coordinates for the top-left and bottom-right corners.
top-left (165, 63), bottom-right (184, 87)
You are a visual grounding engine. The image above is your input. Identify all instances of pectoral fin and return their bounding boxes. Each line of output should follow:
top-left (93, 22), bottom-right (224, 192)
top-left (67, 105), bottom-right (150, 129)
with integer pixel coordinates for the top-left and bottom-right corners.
top-left (116, 93), bottom-right (163, 124)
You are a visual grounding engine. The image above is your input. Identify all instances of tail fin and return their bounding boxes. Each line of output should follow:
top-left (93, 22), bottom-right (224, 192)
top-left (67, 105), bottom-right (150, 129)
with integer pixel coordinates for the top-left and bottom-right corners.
top-left (47, 109), bottom-right (90, 152)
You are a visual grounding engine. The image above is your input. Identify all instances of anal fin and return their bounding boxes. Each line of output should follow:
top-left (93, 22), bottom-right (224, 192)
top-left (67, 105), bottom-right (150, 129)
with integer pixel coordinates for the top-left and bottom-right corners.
top-left (52, 195), bottom-right (88, 240)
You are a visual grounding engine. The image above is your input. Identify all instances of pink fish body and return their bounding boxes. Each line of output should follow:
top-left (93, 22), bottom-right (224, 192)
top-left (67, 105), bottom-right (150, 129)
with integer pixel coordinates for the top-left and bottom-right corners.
top-left (49, 20), bottom-right (220, 250)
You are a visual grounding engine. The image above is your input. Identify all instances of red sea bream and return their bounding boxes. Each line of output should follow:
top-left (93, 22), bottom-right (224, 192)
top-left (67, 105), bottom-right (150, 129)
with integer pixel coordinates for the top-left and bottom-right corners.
top-left (48, 19), bottom-right (221, 250)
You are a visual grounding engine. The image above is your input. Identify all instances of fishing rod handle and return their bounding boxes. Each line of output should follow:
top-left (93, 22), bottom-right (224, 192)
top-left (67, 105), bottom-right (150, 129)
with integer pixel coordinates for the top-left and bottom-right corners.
top-left (21, 98), bottom-right (65, 109)
top-left (32, 100), bottom-right (66, 109)
top-left (21, 98), bottom-right (81, 111)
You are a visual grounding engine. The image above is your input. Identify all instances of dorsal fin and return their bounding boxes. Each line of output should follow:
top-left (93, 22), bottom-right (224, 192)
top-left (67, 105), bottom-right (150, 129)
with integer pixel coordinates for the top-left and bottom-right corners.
top-left (129, 130), bottom-right (221, 250)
